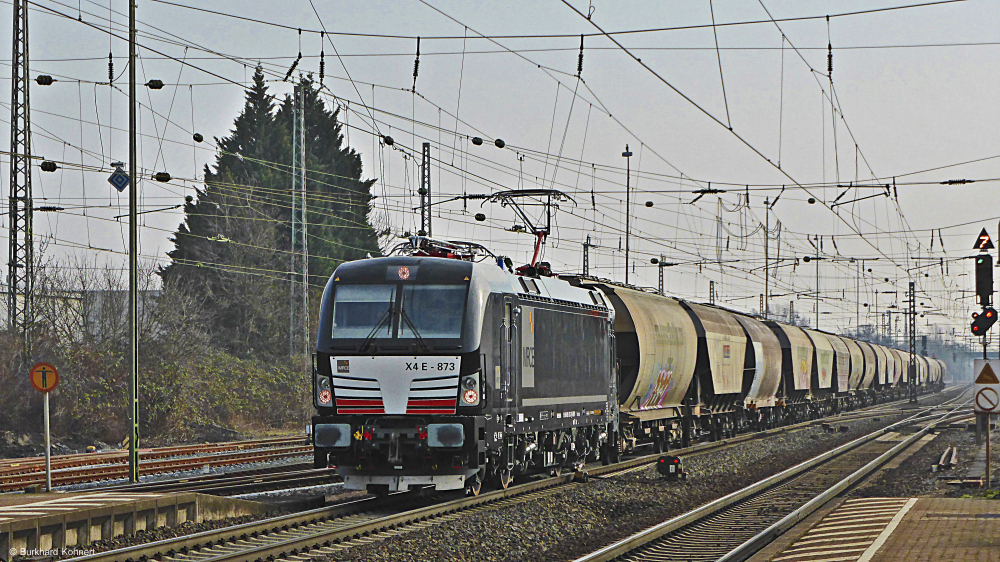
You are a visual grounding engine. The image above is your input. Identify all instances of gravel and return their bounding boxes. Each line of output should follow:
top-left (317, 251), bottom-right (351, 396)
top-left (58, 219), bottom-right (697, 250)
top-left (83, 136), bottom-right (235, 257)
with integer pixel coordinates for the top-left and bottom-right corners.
top-left (46, 486), bottom-right (374, 559)
top-left (850, 422), bottom-right (1000, 498)
top-left (322, 414), bottom-right (909, 562)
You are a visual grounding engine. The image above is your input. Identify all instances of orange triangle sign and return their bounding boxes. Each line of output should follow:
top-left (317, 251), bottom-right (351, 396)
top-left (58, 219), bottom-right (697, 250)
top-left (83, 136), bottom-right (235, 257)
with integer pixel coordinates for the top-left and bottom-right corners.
top-left (976, 363), bottom-right (999, 384)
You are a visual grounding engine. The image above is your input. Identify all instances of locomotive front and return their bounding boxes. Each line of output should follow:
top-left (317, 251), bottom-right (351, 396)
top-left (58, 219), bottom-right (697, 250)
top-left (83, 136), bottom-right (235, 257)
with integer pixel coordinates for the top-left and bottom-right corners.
top-left (311, 257), bottom-right (486, 494)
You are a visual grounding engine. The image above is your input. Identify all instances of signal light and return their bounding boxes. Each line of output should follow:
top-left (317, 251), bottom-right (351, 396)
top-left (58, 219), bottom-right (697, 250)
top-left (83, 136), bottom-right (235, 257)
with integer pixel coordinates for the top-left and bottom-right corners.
top-left (657, 456), bottom-right (684, 480)
top-left (972, 306), bottom-right (998, 335)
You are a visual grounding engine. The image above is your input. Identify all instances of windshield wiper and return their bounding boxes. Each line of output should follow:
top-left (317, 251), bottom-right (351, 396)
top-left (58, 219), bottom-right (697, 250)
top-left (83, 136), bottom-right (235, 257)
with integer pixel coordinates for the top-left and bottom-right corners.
top-left (399, 307), bottom-right (432, 352)
top-left (359, 305), bottom-right (393, 353)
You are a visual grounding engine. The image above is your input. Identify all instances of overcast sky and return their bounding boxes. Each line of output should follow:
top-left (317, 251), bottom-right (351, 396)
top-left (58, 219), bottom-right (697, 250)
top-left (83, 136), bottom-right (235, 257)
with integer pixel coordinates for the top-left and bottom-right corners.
top-left (2, 0), bottom-right (997, 345)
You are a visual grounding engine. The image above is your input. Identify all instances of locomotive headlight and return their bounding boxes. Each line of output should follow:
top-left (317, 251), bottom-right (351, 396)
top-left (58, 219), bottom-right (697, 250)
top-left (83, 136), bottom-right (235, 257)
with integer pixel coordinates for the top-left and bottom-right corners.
top-left (315, 374), bottom-right (332, 406)
top-left (460, 373), bottom-right (480, 406)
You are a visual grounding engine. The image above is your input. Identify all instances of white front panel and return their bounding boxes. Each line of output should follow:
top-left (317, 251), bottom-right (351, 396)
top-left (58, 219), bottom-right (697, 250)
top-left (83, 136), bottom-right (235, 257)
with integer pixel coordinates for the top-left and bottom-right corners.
top-left (332, 356), bottom-right (460, 414)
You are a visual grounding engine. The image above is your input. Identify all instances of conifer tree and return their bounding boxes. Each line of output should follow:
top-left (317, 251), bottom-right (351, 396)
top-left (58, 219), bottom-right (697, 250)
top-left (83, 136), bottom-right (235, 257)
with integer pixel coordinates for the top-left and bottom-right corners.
top-left (161, 67), bottom-right (378, 357)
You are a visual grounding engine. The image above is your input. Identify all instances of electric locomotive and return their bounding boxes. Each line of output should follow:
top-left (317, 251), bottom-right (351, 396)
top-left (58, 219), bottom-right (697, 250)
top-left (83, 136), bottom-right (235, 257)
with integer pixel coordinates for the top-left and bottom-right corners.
top-left (311, 238), bottom-right (616, 495)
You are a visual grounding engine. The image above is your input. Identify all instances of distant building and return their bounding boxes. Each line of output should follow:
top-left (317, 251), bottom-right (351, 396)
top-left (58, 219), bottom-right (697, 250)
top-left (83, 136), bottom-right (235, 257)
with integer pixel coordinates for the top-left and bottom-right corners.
top-left (0, 289), bottom-right (161, 338)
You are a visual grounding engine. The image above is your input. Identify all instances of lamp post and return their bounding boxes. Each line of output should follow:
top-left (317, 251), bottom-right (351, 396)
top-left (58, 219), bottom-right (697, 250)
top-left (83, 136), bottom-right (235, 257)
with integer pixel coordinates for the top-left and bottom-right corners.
top-left (801, 255), bottom-right (825, 329)
top-left (622, 145), bottom-right (633, 285)
top-left (651, 256), bottom-right (679, 295)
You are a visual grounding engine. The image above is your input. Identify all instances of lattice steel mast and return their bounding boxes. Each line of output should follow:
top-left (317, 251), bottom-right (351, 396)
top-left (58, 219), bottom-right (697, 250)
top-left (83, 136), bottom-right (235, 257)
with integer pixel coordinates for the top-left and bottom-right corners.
top-left (420, 142), bottom-right (431, 236)
top-left (289, 83), bottom-right (308, 357)
top-left (7, 0), bottom-right (33, 357)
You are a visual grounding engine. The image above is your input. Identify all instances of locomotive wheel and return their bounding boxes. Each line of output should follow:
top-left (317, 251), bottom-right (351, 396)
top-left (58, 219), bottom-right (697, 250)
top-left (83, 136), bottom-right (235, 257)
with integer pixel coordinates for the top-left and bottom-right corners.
top-left (495, 468), bottom-right (513, 489)
top-left (466, 475), bottom-right (483, 497)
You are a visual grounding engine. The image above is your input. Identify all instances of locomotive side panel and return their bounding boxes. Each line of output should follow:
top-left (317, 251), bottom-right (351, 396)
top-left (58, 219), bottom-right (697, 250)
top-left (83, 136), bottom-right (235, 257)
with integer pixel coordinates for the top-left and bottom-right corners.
top-left (518, 303), bottom-right (613, 411)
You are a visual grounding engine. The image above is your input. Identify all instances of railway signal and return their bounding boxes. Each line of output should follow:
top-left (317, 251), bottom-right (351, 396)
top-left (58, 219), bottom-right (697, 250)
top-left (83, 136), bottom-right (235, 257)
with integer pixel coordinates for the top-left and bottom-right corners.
top-left (976, 253), bottom-right (993, 307)
top-left (971, 307), bottom-right (997, 336)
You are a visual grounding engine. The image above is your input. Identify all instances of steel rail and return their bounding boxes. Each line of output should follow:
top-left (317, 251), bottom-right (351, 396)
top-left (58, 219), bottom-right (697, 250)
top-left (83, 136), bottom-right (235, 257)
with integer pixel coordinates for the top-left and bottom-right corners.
top-left (571, 388), bottom-right (970, 562)
top-left (0, 446), bottom-right (312, 491)
top-left (0, 437), bottom-right (307, 474)
top-left (717, 402), bottom-right (968, 562)
top-left (61, 388), bottom-right (963, 562)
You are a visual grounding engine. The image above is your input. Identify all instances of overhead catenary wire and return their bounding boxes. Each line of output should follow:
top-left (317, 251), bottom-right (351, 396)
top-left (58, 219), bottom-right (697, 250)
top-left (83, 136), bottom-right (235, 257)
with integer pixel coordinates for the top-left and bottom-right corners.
top-left (16, 0), bottom-right (972, 333)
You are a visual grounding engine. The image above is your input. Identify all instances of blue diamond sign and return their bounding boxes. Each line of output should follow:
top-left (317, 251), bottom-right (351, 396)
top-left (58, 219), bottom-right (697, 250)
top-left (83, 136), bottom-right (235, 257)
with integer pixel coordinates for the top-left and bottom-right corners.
top-left (108, 168), bottom-right (130, 192)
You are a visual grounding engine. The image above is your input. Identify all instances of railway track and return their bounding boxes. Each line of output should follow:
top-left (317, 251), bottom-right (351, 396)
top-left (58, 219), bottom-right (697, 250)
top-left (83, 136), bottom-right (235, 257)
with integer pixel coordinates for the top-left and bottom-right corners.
top-left (104, 464), bottom-right (340, 497)
top-left (571, 389), bottom-right (971, 562)
top-left (0, 438), bottom-right (309, 492)
top-left (60, 389), bottom-right (963, 562)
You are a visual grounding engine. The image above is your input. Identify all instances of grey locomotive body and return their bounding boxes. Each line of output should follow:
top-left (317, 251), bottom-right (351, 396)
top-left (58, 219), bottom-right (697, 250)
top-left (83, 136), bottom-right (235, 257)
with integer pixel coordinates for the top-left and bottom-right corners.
top-left (311, 256), bottom-right (616, 494)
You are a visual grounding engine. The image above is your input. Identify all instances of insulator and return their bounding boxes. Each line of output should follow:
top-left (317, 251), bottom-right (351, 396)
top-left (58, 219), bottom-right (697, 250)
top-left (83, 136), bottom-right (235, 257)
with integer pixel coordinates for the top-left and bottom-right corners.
top-left (146, 79), bottom-right (164, 90)
top-left (383, 135), bottom-right (394, 146)
top-left (475, 213), bottom-right (486, 221)
top-left (284, 53), bottom-right (301, 82)
top-left (494, 138), bottom-right (505, 149)
top-left (35, 75), bottom-right (54, 86)
top-left (577, 34), bottom-right (584, 75)
top-left (827, 43), bottom-right (833, 75)
top-left (108, 53), bottom-right (114, 83)
top-left (319, 52), bottom-right (325, 86)
top-left (471, 137), bottom-right (483, 146)
top-left (413, 37), bottom-right (421, 78)
top-left (412, 37), bottom-right (421, 91)
top-left (40, 161), bottom-right (58, 172)
top-left (193, 133), bottom-right (204, 143)
top-left (153, 172), bottom-right (172, 182)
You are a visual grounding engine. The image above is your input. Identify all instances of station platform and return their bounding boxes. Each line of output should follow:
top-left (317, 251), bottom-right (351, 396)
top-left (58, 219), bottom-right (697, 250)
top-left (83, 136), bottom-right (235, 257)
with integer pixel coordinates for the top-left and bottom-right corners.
top-left (0, 491), bottom-right (269, 559)
top-left (750, 497), bottom-right (1000, 562)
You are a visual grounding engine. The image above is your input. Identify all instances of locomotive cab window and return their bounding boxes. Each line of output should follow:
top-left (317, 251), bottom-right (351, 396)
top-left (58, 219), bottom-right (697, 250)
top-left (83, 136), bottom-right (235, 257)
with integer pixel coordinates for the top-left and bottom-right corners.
top-left (331, 282), bottom-right (467, 341)
top-left (399, 285), bottom-right (467, 339)
top-left (331, 284), bottom-right (396, 339)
